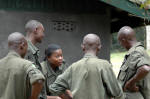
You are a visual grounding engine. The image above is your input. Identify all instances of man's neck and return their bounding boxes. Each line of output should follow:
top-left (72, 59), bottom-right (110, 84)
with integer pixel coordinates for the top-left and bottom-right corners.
top-left (30, 39), bottom-right (36, 45)
top-left (11, 49), bottom-right (23, 58)
top-left (85, 50), bottom-right (97, 56)
top-left (26, 35), bottom-right (36, 45)
top-left (130, 40), bottom-right (137, 49)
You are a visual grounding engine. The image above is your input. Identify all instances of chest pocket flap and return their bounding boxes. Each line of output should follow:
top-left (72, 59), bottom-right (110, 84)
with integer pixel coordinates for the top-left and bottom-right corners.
top-left (119, 65), bottom-right (128, 81)
top-left (118, 54), bottom-right (130, 81)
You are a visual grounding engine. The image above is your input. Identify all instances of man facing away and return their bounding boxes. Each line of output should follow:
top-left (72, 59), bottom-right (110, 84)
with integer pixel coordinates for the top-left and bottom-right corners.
top-left (49, 33), bottom-right (124, 99)
top-left (0, 32), bottom-right (45, 99)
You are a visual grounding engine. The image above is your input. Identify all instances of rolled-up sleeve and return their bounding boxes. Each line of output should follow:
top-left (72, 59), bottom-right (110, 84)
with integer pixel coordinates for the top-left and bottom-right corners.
top-left (129, 51), bottom-right (150, 69)
top-left (26, 64), bottom-right (45, 84)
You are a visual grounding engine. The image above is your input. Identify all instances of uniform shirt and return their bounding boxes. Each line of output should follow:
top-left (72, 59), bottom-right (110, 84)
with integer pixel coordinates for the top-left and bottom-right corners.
top-left (41, 60), bottom-right (68, 96)
top-left (118, 42), bottom-right (150, 99)
top-left (25, 40), bottom-right (46, 99)
top-left (25, 40), bottom-right (42, 71)
top-left (0, 51), bottom-right (45, 99)
top-left (49, 53), bottom-right (124, 99)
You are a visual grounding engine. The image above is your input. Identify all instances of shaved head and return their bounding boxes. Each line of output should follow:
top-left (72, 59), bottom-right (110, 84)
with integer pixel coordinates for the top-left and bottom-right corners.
top-left (25, 20), bottom-right (43, 33)
top-left (25, 20), bottom-right (44, 44)
top-left (118, 26), bottom-right (136, 40)
top-left (8, 32), bottom-right (28, 58)
top-left (8, 32), bottom-right (26, 49)
top-left (118, 26), bottom-right (137, 50)
top-left (82, 33), bottom-right (101, 52)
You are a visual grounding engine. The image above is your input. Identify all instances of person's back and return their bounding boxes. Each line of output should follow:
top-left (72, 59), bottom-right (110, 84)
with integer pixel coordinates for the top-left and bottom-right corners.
top-left (0, 51), bottom-right (33, 99)
top-left (64, 54), bottom-right (122, 99)
top-left (49, 34), bottom-right (124, 99)
top-left (0, 32), bottom-right (45, 99)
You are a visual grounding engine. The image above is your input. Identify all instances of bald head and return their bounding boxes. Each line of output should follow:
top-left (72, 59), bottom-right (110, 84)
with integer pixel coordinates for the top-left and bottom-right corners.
top-left (118, 26), bottom-right (136, 40)
top-left (8, 32), bottom-right (28, 58)
top-left (25, 20), bottom-right (43, 33)
top-left (82, 33), bottom-right (101, 52)
top-left (25, 20), bottom-right (44, 44)
top-left (118, 26), bottom-right (137, 50)
top-left (8, 32), bottom-right (26, 49)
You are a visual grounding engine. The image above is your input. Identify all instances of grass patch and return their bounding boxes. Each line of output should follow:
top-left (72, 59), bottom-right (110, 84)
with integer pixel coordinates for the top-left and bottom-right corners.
top-left (111, 51), bottom-right (127, 76)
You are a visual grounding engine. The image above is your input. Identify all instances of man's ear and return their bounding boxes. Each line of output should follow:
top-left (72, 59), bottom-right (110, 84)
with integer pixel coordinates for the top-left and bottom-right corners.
top-left (19, 42), bottom-right (25, 50)
top-left (98, 45), bottom-right (101, 51)
top-left (19, 45), bottom-right (23, 50)
top-left (33, 28), bottom-right (38, 35)
top-left (81, 44), bottom-right (85, 51)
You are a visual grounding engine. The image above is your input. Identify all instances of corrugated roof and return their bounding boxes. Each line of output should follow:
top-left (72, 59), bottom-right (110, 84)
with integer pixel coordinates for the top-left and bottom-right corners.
top-left (100, 0), bottom-right (150, 20)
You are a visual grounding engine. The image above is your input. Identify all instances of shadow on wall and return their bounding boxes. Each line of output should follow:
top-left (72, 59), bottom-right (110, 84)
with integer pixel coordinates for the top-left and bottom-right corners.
top-left (0, 40), bottom-right (8, 58)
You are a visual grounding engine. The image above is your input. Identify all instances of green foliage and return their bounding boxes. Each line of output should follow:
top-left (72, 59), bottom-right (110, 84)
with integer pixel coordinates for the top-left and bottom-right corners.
top-left (111, 33), bottom-right (126, 52)
top-left (140, 0), bottom-right (150, 9)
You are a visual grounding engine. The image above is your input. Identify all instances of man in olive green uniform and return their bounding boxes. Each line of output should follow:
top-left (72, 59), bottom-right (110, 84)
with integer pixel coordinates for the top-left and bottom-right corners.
top-left (25, 20), bottom-right (45, 71)
top-left (117, 26), bottom-right (150, 99)
top-left (0, 32), bottom-right (45, 99)
top-left (25, 20), bottom-right (46, 99)
top-left (49, 34), bottom-right (124, 99)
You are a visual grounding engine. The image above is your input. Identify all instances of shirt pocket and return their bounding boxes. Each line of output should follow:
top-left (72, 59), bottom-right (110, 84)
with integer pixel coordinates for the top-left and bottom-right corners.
top-left (127, 56), bottom-right (138, 70)
top-left (118, 64), bottom-right (128, 81)
top-left (126, 55), bottom-right (137, 77)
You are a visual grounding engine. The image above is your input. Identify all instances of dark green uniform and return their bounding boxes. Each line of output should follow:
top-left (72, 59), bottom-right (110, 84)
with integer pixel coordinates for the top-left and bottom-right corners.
top-left (25, 40), bottom-right (46, 99)
top-left (25, 40), bottom-right (42, 71)
top-left (0, 51), bottom-right (45, 99)
top-left (118, 42), bottom-right (150, 99)
top-left (41, 60), bottom-right (68, 96)
top-left (49, 53), bottom-right (124, 99)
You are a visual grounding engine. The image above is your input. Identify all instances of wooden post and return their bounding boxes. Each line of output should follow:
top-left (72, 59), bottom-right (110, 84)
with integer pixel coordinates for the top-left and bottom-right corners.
top-left (146, 25), bottom-right (150, 50)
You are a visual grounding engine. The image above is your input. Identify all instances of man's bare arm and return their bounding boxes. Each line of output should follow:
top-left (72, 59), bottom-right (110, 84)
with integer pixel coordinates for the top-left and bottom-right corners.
top-left (124, 65), bottom-right (150, 91)
top-left (30, 80), bottom-right (44, 99)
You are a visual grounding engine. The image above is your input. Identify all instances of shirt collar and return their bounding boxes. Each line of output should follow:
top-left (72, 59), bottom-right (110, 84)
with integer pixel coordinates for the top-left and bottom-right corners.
top-left (27, 40), bottom-right (39, 55)
top-left (128, 42), bottom-right (143, 54)
top-left (83, 53), bottom-right (98, 58)
top-left (46, 60), bottom-right (62, 75)
top-left (7, 50), bottom-right (21, 58)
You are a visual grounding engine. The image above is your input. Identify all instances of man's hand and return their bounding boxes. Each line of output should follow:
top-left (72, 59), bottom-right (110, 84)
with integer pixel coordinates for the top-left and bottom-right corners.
top-left (59, 90), bottom-right (72, 99)
top-left (124, 80), bottom-right (139, 92)
top-left (47, 96), bottom-right (62, 99)
top-left (65, 90), bottom-right (72, 98)
top-left (124, 65), bottom-right (150, 92)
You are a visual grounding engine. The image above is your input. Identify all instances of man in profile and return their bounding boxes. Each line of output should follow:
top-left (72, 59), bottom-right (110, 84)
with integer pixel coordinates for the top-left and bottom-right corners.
top-left (117, 26), bottom-right (150, 99)
top-left (25, 20), bottom-right (46, 99)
